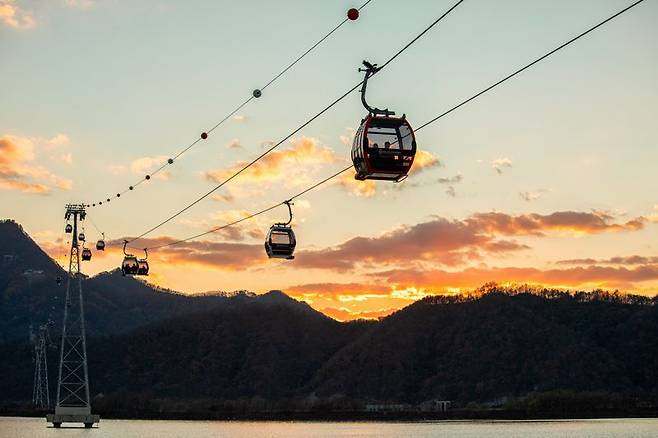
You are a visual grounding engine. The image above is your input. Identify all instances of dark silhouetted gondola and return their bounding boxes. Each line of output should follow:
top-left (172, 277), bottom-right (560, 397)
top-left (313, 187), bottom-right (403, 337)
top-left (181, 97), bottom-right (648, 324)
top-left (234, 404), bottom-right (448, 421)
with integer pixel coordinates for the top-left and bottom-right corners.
top-left (96, 233), bottom-right (105, 251)
top-left (351, 61), bottom-right (416, 182)
top-left (78, 232), bottom-right (86, 242)
top-left (65, 224), bottom-right (72, 234)
top-left (137, 249), bottom-right (149, 275)
top-left (81, 248), bottom-right (92, 261)
top-left (121, 241), bottom-right (139, 276)
top-left (265, 200), bottom-right (296, 260)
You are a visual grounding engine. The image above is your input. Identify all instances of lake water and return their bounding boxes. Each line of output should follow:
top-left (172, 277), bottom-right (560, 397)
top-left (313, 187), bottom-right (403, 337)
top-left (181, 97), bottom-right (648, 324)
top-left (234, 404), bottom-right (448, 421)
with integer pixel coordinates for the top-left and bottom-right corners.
top-left (1, 417), bottom-right (657, 437)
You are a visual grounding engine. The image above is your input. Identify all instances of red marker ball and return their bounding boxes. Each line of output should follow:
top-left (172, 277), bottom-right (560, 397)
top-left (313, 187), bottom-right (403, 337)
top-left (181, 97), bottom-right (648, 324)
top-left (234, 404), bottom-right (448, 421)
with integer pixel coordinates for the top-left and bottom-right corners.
top-left (347, 8), bottom-right (359, 20)
top-left (201, 132), bottom-right (208, 139)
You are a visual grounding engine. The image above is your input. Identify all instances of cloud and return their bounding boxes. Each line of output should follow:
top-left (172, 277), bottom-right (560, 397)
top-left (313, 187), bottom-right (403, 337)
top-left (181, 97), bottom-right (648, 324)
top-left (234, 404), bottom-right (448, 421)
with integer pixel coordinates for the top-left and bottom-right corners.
top-left (47, 134), bottom-right (70, 147)
top-left (287, 282), bottom-right (391, 299)
top-left (438, 173), bottom-right (463, 197)
top-left (210, 193), bottom-right (236, 203)
top-left (336, 150), bottom-right (441, 197)
top-left (113, 237), bottom-right (265, 271)
top-left (370, 264), bottom-right (658, 291)
top-left (109, 155), bottom-right (171, 180)
top-left (336, 171), bottom-right (377, 197)
top-left (58, 152), bottom-right (73, 165)
top-left (492, 157), bottom-right (513, 175)
top-left (64, 0), bottom-right (95, 8)
top-left (339, 127), bottom-right (356, 147)
top-left (555, 255), bottom-right (658, 266)
top-left (320, 306), bottom-right (397, 321)
top-left (293, 211), bottom-right (647, 272)
top-left (225, 138), bottom-right (242, 149)
top-left (519, 189), bottom-right (548, 202)
top-left (465, 210), bottom-right (645, 236)
top-left (411, 150), bottom-right (441, 174)
top-left (130, 155), bottom-right (168, 175)
top-left (0, 134), bottom-right (72, 194)
top-left (232, 115), bottom-right (247, 122)
top-left (0, 1), bottom-right (35, 29)
top-left (205, 137), bottom-right (342, 188)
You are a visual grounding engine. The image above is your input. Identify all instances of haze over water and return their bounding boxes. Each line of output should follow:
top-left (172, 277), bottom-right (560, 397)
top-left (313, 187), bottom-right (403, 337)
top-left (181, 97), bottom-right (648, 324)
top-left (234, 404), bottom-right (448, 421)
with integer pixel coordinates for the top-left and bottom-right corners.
top-left (2, 417), bottom-right (658, 438)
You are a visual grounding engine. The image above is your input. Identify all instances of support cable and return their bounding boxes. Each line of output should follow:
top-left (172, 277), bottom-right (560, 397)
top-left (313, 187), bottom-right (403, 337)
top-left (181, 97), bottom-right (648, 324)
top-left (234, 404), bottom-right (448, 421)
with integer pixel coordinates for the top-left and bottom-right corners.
top-left (89, 0), bottom-right (375, 207)
top-left (127, 0), bottom-right (467, 244)
top-left (123, 0), bottom-right (645, 251)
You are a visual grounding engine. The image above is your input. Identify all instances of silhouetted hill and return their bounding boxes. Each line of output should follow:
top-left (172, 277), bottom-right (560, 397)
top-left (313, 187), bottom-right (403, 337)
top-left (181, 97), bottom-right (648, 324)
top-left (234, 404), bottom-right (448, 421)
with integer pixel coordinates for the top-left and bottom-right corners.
top-left (87, 297), bottom-right (368, 400)
top-left (0, 220), bottom-right (255, 342)
top-left (308, 288), bottom-right (658, 403)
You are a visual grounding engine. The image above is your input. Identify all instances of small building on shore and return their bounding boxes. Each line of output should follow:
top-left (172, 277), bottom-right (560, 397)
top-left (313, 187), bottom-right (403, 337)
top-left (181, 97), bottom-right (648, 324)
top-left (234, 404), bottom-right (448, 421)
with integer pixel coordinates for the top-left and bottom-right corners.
top-left (419, 399), bottom-right (452, 412)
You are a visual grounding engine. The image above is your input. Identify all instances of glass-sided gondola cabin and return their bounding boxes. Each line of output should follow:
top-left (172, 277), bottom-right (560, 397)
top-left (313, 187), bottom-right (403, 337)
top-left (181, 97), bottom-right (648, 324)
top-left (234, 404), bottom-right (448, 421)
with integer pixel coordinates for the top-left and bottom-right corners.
top-left (265, 225), bottom-right (296, 260)
top-left (65, 224), bottom-right (72, 234)
top-left (96, 240), bottom-right (105, 251)
top-left (351, 115), bottom-right (416, 182)
top-left (121, 256), bottom-right (139, 276)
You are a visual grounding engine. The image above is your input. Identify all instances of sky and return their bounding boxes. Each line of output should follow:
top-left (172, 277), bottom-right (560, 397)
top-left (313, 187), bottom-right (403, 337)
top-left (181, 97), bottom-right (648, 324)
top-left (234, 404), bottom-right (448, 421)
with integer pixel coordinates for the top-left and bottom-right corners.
top-left (1, 0), bottom-right (657, 320)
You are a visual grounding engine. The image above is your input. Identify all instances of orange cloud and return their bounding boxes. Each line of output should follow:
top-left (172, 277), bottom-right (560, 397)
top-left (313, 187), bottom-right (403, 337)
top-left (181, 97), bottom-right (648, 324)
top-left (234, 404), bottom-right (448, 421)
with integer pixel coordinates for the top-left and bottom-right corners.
top-left (555, 255), bottom-right (658, 266)
top-left (336, 149), bottom-right (440, 197)
top-left (112, 237), bottom-right (265, 271)
top-left (410, 149), bottom-right (441, 174)
top-left (292, 211), bottom-right (645, 272)
top-left (370, 264), bottom-right (658, 291)
top-left (0, 1), bottom-right (35, 29)
top-left (205, 137), bottom-right (342, 187)
top-left (0, 134), bottom-right (72, 194)
top-left (336, 171), bottom-right (377, 197)
top-left (320, 306), bottom-right (396, 321)
top-left (464, 211), bottom-right (645, 236)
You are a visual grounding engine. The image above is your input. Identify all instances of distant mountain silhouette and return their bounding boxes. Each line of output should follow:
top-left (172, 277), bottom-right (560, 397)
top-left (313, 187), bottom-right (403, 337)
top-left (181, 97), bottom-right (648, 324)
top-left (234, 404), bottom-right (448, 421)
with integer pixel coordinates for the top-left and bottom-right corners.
top-left (0, 220), bottom-right (255, 342)
top-left (0, 220), bottom-right (657, 410)
top-left (308, 289), bottom-right (658, 402)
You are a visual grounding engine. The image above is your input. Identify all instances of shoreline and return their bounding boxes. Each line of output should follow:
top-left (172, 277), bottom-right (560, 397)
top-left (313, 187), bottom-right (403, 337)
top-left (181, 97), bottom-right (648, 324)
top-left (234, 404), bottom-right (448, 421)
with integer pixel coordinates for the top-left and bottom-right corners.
top-left (2, 408), bottom-right (657, 423)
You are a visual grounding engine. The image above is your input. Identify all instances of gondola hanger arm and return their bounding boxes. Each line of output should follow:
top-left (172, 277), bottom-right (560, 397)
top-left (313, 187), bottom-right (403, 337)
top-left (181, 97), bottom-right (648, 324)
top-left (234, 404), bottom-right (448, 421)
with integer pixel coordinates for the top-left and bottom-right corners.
top-left (359, 60), bottom-right (395, 116)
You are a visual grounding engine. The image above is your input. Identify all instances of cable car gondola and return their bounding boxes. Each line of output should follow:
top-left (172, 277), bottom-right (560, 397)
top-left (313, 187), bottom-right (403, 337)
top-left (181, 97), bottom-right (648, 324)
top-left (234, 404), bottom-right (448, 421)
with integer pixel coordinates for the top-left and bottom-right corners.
top-left (96, 233), bottom-right (105, 251)
top-left (351, 60), bottom-right (416, 182)
top-left (81, 247), bottom-right (92, 261)
top-left (121, 241), bottom-right (139, 276)
top-left (65, 224), bottom-right (72, 234)
top-left (78, 232), bottom-right (86, 242)
top-left (265, 200), bottom-right (296, 260)
top-left (137, 249), bottom-right (149, 276)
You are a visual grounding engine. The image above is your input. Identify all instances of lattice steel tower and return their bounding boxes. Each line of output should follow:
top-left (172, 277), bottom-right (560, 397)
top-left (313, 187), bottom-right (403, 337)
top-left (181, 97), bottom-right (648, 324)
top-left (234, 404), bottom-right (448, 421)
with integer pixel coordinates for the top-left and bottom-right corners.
top-left (31, 322), bottom-right (51, 409)
top-left (47, 204), bottom-right (99, 428)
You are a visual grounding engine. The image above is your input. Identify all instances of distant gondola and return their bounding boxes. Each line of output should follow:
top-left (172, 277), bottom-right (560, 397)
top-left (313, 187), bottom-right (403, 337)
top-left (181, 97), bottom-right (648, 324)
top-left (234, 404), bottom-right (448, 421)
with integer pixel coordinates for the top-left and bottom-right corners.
top-left (96, 233), bottom-right (105, 251)
top-left (81, 248), bottom-right (92, 261)
top-left (265, 201), bottom-right (296, 260)
top-left (137, 249), bottom-right (149, 275)
top-left (65, 224), bottom-right (72, 234)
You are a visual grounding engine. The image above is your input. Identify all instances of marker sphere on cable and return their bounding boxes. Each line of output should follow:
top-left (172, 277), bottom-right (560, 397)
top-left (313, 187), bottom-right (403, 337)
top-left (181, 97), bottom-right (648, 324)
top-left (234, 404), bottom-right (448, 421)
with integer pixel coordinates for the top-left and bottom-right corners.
top-left (347, 8), bottom-right (359, 20)
top-left (253, 89), bottom-right (262, 98)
